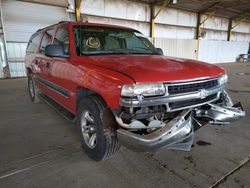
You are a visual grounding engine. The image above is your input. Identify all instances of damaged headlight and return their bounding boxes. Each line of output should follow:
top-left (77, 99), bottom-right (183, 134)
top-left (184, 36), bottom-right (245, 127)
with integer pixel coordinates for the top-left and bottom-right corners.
top-left (121, 83), bottom-right (166, 97)
top-left (218, 74), bottom-right (228, 85)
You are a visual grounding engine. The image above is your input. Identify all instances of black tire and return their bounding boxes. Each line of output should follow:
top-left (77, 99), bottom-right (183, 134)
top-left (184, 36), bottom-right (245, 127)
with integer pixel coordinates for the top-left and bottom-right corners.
top-left (28, 74), bottom-right (40, 103)
top-left (77, 95), bottom-right (120, 161)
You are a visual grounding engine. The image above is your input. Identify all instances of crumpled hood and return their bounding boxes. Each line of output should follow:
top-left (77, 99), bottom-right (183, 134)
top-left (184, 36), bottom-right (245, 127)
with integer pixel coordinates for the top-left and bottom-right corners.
top-left (86, 55), bottom-right (225, 83)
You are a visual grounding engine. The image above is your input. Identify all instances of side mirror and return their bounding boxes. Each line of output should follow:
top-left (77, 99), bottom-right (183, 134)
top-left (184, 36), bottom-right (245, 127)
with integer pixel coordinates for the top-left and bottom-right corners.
top-left (156, 48), bottom-right (163, 55)
top-left (45, 44), bottom-right (69, 58)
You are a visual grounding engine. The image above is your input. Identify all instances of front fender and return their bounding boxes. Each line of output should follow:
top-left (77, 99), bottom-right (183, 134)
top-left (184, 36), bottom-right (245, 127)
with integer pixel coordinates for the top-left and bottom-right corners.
top-left (76, 64), bottom-right (135, 109)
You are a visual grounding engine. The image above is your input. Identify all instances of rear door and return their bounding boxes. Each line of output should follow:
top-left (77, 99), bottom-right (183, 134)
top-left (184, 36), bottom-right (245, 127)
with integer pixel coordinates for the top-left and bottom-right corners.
top-left (38, 29), bottom-right (54, 80)
top-left (25, 32), bottom-right (43, 76)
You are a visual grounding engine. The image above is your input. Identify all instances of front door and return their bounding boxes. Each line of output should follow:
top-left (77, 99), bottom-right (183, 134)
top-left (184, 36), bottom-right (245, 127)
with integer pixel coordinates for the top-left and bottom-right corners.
top-left (46, 25), bottom-right (76, 113)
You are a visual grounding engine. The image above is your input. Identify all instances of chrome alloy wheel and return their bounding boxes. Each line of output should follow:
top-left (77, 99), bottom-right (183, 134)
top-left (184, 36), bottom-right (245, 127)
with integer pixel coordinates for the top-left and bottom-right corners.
top-left (29, 77), bottom-right (35, 98)
top-left (80, 111), bottom-right (97, 149)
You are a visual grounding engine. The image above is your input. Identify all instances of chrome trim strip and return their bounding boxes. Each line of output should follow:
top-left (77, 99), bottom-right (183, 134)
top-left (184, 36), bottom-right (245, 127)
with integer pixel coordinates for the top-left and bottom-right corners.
top-left (167, 93), bottom-right (220, 112)
top-left (164, 76), bottom-right (220, 86)
top-left (35, 76), bottom-right (70, 98)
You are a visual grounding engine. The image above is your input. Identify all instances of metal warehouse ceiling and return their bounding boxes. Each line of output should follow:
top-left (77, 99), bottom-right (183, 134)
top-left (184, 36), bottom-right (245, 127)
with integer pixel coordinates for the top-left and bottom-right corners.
top-left (130, 0), bottom-right (250, 21)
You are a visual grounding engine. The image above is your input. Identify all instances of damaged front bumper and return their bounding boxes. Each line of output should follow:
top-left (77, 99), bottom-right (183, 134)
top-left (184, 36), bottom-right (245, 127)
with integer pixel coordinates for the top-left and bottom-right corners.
top-left (117, 110), bottom-right (194, 152)
top-left (116, 90), bottom-right (245, 152)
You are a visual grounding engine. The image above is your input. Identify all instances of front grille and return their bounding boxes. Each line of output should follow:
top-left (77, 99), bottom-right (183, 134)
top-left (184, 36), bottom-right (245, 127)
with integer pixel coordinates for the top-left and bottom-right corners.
top-left (169, 94), bottom-right (217, 110)
top-left (167, 79), bottom-right (219, 95)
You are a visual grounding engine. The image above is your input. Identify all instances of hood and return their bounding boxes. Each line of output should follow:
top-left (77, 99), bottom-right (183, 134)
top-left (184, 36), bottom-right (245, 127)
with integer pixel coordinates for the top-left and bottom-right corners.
top-left (85, 55), bottom-right (225, 83)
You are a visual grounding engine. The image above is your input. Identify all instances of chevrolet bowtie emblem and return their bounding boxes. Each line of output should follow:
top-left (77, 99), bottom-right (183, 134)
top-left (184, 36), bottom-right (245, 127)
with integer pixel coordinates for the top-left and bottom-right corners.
top-left (199, 89), bottom-right (209, 99)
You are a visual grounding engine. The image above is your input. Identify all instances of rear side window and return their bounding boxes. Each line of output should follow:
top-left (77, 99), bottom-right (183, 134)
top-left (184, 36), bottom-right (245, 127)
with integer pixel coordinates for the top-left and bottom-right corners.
top-left (53, 26), bottom-right (69, 54)
top-left (39, 29), bottom-right (54, 54)
top-left (26, 33), bottom-right (42, 53)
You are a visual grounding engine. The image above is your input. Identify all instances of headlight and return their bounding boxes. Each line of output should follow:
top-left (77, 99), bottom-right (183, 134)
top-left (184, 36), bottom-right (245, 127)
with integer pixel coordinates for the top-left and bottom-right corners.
top-left (218, 74), bottom-right (228, 85)
top-left (121, 83), bottom-right (166, 97)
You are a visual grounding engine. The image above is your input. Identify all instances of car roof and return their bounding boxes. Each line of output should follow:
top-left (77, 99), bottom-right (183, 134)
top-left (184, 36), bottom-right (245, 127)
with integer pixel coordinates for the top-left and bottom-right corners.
top-left (36, 21), bottom-right (136, 33)
top-left (70, 21), bottom-right (135, 30)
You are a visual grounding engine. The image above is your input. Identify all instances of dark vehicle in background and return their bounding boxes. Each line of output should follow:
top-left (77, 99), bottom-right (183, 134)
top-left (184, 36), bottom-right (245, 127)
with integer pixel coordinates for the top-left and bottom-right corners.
top-left (236, 54), bottom-right (250, 63)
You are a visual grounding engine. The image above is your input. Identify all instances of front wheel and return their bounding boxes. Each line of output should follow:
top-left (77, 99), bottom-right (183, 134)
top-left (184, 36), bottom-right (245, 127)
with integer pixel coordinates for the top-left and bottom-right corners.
top-left (77, 96), bottom-right (120, 161)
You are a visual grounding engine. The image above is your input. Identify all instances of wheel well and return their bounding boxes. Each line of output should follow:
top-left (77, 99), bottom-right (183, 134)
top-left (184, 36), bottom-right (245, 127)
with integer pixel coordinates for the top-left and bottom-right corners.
top-left (76, 88), bottom-right (107, 110)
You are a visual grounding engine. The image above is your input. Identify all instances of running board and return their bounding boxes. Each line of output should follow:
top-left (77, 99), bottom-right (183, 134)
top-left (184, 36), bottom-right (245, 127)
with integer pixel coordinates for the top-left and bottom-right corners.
top-left (39, 93), bottom-right (76, 123)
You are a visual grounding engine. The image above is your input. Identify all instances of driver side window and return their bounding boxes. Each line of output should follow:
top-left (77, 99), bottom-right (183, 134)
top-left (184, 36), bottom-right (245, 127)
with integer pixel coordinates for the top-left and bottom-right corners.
top-left (54, 26), bottom-right (69, 55)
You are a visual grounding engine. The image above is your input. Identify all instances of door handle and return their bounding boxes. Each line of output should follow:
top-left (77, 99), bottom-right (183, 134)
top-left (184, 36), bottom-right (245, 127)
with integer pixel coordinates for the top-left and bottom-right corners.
top-left (45, 62), bottom-right (50, 68)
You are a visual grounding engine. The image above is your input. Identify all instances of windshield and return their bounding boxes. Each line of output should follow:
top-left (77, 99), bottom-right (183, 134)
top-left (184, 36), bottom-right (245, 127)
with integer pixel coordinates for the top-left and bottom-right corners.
top-left (73, 26), bottom-right (158, 56)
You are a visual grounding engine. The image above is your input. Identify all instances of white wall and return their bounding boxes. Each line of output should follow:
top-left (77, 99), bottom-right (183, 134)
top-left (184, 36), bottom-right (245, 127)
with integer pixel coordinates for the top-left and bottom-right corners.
top-left (86, 15), bottom-right (150, 36)
top-left (6, 42), bottom-right (27, 77)
top-left (78, 0), bottom-right (197, 39)
top-left (2, 0), bottom-right (70, 77)
top-left (2, 0), bottom-right (69, 42)
top-left (154, 38), bottom-right (248, 63)
top-left (0, 53), bottom-right (3, 78)
top-left (75, 0), bottom-right (250, 42)
top-left (154, 38), bottom-right (197, 60)
top-left (0, 37), bottom-right (5, 78)
top-left (198, 40), bottom-right (249, 63)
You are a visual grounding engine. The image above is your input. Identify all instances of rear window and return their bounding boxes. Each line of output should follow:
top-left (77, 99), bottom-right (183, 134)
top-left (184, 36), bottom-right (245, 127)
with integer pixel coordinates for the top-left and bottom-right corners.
top-left (26, 33), bottom-right (42, 53)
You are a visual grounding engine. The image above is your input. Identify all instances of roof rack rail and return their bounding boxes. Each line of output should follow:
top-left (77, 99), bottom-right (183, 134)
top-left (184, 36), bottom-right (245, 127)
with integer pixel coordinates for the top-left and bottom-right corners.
top-left (58, 21), bottom-right (71, 24)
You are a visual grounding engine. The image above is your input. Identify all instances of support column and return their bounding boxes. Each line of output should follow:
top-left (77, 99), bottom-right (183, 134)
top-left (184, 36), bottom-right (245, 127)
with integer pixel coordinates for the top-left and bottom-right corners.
top-left (195, 12), bottom-right (201, 40)
top-left (74, 0), bottom-right (82, 22)
top-left (149, 0), bottom-right (170, 44)
top-left (150, 3), bottom-right (155, 42)
top-left (227, 18), bottom-right (232, 41)
top-left (195, 11), bottom-right (216, 60)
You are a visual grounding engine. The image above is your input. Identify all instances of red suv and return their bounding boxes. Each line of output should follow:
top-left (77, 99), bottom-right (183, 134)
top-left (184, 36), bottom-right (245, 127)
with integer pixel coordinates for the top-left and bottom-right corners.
top-left (25, 21), bottom-right (245, 161)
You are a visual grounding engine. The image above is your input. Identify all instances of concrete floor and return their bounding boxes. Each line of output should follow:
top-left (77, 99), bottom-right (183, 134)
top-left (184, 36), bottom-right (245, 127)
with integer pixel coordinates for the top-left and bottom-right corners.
top-left (0, 63), bottom-right (249, 188)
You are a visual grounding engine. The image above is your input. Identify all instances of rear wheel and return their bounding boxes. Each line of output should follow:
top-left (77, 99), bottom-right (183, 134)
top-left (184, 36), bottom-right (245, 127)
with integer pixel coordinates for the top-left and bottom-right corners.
top-left (77, 96), bottom-right (120, 161)
top-left (28, 74), bottom-right (40, 103)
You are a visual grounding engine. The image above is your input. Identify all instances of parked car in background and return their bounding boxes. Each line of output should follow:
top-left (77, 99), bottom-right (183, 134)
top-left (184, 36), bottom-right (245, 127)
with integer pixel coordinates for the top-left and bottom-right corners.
top-left (25, 21), bottom-right (245, 161)
top-left (236, 54), bottom-right (250, 63)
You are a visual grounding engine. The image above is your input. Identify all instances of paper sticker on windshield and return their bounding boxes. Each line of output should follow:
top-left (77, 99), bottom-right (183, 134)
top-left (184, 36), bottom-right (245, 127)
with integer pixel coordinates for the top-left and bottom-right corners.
top-left (134, 32), bottom-right (146, 38)
top-left (85, 37), bottom-right (100, 48)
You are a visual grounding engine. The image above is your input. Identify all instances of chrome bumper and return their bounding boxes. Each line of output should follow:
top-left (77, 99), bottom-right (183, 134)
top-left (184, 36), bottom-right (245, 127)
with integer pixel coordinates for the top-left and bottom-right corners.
top-left (117, 110), bottom-right (194, 152)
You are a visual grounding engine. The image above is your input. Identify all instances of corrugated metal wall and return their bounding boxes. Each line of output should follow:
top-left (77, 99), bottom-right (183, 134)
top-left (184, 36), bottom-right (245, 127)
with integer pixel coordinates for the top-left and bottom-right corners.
top-left (79, 0), bottom-right (249, 63)
top-left (154, 38), bottom-right (197, 59)
top-left (6, 42), bottom-right (27, 77)
top-left (0, 51), bottom-right (3, 78)
top-left (0, 37), bottom-right (4, 78)
top-left (198, 40), bottom-right (249, 63)
top-left (2, 0), bottom-right (69, 77)
top-left (154, 38), bottom-right (249, 63)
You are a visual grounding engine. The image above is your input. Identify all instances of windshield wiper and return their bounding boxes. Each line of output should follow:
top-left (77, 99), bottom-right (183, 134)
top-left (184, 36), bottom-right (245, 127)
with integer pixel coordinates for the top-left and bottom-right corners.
top-left (81, 50), bottom-right (128, 55)
top-left (128, 52), bottom-right (157, 55)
